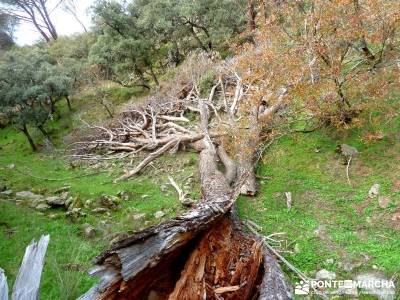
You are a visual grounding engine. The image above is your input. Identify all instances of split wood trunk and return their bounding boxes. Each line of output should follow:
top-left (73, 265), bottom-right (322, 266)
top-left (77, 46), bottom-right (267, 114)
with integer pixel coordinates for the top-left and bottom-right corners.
top-left (80, 102), bottom-right (292, 299)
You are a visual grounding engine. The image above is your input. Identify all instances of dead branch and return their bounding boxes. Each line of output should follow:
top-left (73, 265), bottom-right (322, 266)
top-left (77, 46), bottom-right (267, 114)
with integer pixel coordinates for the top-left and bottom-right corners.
top-left (168, 176), bottom-right (191, 206)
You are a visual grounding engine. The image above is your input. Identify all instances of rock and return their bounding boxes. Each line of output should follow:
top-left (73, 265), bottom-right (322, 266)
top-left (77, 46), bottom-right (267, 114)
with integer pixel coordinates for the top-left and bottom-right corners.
top-left (84, 199), bottom-right (94, 209)
top-left (315, 269), bottom-right (336, 280)
top-left (154, 211), bottom-right (165, 219)
top-left (325, 258), bottom-right (334, 264)
top-left (133, 213), bottom-right (146, 220)
top-left (16, 191), bottom-right (43, 201)
top-left (141, 194), bottom-right (149, 199)
top-left (92, 207), bottom-right (109, 214)
top-left (54, 186), bottom-right (70, 194)
top-left (0, 190), bottom-right (13, 196)
top-left (117, 190), bottom-right (129, 200)
top-left (7, 164), bottom-right (15, 170)
top-left (46, 196), bottom-right (66, 207)
top-left (66, 208), bottom-right (86, 219)
top-left (368, 183), bottom-right (381, 198)
top-left (340, 144), bottom-right (359, 157)
top-left (294, 243), bottom-right (300, 254)
top-left (35, 203), bottom-right (51, 211)
top-left (59, 191), bottom-right (70, 200)
top-left (355, 272), bottom-right (395, 300)
top-left (48, 214), bottom-right (58, 219)
top-left (64, 197), bottom-right (73, 208)
top-left (100, 194), bottom-right (120, 209)
top-left (378, 196), bottom-right (391, 209)
top-left (82, 223), bottom-right (96, 239)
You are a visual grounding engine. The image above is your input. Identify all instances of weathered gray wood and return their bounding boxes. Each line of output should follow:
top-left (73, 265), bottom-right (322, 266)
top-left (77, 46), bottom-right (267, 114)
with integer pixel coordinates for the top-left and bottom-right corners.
top-left (12, 235), bottom-right (50, 300)
top-left (258, 248), bottom-right (293, 300)
top-left (0, 268), bottom-right (8, 300)
top-left (80, 95), bottom-right (292, 299)
top-left (77, 285), bottom-right (100, 300)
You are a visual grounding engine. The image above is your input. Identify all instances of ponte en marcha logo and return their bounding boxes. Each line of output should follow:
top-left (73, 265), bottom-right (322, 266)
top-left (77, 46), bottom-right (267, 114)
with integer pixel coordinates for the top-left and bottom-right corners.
top-left (294, 278), bottom-right (395, 296)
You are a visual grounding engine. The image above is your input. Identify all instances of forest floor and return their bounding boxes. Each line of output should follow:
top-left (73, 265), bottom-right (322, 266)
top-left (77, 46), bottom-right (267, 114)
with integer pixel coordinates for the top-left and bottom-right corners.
top-left (0, 85), bottom-right (399, 299)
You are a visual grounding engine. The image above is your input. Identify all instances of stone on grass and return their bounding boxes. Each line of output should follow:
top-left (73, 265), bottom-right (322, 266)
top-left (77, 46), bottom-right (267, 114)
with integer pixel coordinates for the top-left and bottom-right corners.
top-left (55, 186), bottom-right (71, 194)
top-left (315, 269), bottom-right (336, 280)
top-left (378, 196), bottom-right (391, 209)
top-left (368, 184), bottom-right (381, 198)
top-left (46, 196), bottom-right (66, 207)
top-left (154, 211), bottom-right (165, 219)
top-left (92, 207), bottom-right (109, 214)
top-left (340, 144), bottom-right (359, 157)
top-left (0, 190), bottom-right (13, 196)
top-left (35, 203), bottom-right (51, 211)
top-left (133, 213), bottom-right (146, 220)
top-left (16, 191), bottom-right (43, 201)
top-left (82, 223), bottom-right (96, 239)
top-left (325, 258), bottom-right (334, 264)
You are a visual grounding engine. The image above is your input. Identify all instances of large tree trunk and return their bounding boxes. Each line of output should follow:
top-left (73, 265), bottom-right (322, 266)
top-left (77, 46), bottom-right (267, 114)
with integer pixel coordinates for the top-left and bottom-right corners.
top-left (79, 100), bottom-right (292, 300)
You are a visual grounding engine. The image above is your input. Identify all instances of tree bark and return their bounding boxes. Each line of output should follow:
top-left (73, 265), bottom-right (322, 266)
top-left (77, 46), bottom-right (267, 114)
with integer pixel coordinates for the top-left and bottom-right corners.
top-left (65, 96), bottom-right (72, 111)
top-left (20, 124), bottom-right (37, 151)
top-left (148, 64), bottom-right (159, 86)
top-left (247, 0), bottom-right (257, 30)
top-left (79, 100), bottom-right (292, 300)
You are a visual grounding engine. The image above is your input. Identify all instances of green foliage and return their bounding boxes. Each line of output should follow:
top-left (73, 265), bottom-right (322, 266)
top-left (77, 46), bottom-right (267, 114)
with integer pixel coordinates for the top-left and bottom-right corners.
top-left (0, 13), bottom-right (15, 50)
top-left (0, 46), bottom-right (75, 149)
top-left (89, 0), bottom-right (247, 85)
top-left (198, 70), bottom-right (216, 96)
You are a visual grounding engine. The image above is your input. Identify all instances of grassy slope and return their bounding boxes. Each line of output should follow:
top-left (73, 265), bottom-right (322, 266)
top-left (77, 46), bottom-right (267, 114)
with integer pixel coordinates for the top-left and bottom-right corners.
top-left (0, 86), bottom-right (399, 298)
top-left (238, 99), bottom-right (400, 289)
top-left (0, 86), bottom-right (197, 299)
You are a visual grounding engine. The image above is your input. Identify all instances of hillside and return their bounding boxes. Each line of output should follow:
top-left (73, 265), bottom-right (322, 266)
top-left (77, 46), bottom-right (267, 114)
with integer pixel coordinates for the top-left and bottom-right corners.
top-left (0, 84), bottom-right (399, 298)
top-left (1, 0), bottom-right (400, 299)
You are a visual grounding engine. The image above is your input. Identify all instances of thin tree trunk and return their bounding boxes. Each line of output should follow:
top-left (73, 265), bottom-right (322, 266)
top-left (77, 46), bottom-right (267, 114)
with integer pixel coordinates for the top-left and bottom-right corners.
top-left (37, 125), bottom-right (49, 139)
top-left (247, 0), bottom-right (257, 30)
top-left (65, 96), bottom-right (72, 111)
top-left (38, 0), bottom-right (58, 40)
top-left (134, 66), bottom-right (150, 90)
top-left (102, 102), bottom-right (114, 118)
top-left (188, 26), bottom-right (208, 52)
top-left (49, 97), bottom-right (60, 119)
top-left (148, 64), bottom-right (159, 86)
top-left (20, 125), bottom-right (37, 151)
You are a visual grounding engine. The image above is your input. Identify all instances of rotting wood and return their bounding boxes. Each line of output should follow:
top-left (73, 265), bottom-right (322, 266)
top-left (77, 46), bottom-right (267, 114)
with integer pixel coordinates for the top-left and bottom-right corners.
top-left (79, 85), bottom-right (292, 299)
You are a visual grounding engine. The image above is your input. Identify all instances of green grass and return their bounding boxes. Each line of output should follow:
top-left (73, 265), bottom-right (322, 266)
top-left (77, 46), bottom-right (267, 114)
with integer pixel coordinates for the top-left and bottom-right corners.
top-left (1, 87), bottom-right (399, 298)
top-left (238, 117), bottom-right (400, 285)
top-left (0, 201), bottom-right (103, 300)
top-left (0, 86), bottom-right (197, 299)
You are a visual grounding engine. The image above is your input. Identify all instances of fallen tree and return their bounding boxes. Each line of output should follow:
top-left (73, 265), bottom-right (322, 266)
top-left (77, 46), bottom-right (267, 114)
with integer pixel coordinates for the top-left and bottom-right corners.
top-left (76, 53), bottom-right (293, 299)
